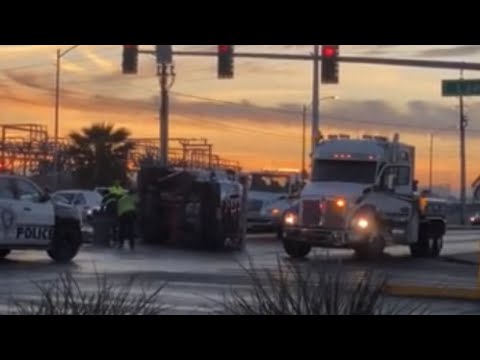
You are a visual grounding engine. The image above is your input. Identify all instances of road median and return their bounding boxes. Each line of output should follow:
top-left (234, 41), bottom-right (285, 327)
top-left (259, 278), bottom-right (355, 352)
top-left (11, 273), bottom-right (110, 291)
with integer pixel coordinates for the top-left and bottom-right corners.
top-left (442, 252), bottom-right (480, 266)
top-left (384, 283), bottom-right (480, 301)
top-left (447, 225), bottom-right (479, 231)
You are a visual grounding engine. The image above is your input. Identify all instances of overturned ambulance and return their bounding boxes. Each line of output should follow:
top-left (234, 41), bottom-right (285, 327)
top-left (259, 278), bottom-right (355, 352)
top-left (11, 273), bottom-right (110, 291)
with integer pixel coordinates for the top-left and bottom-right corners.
top-left (138, 165), bottom-right (246, 250)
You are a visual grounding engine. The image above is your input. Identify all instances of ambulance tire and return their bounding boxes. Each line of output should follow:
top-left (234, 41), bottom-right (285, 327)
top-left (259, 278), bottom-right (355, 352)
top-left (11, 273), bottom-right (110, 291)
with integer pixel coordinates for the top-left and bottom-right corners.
top-left (0, 250), bottom-right (10, 259)
top-left (283, 238), bottom-right (311, 259)
top-left (48, 223), bottom-right (81, 263)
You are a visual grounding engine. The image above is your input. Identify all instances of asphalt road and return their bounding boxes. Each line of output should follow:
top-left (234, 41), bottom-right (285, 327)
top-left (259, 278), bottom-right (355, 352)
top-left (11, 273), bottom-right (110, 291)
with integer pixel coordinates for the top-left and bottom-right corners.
top-left (0, 230), bottom-right (480, 315)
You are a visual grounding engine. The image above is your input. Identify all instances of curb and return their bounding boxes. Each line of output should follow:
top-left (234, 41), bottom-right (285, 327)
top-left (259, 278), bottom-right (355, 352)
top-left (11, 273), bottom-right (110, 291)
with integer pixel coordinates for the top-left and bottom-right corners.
top-left (384, 284), bottom-right (480, 301)
top-left (442, 256), bottom-right (479, 266)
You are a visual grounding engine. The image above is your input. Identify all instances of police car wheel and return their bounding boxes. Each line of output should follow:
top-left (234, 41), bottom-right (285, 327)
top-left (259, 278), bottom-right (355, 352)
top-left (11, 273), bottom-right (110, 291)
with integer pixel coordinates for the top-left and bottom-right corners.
top-left (47, 225), bottom-right (81, 263)
top-left (283, 238), bottom-right (311, 259)
top-left (0, 250), bottom-right (10, 259)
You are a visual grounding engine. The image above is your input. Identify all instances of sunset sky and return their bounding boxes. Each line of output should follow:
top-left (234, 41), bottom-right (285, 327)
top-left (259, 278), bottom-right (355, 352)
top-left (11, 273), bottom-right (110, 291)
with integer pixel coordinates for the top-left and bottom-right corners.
top-left (1, 45), bottom-right (480, 194)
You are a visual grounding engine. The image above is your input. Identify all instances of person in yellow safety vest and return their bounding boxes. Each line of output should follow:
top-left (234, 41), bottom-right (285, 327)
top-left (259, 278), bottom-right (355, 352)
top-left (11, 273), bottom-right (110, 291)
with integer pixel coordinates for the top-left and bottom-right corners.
top-left (117, 188), bottom-right (139, 250)
top-left (108, 180), bottom-right (127, 197)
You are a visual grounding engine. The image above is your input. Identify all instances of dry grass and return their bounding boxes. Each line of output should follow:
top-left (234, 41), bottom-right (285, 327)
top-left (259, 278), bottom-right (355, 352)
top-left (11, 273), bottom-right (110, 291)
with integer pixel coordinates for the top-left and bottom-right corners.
top-left (10, 272), bottom-right (167, 315)
top-left (221, 259), bottom-right (426, 315)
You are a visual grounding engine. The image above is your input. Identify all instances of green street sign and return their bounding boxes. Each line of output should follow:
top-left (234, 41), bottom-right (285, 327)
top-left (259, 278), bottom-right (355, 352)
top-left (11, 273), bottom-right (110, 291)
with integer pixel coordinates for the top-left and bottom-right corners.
top-left (442, 79), bottom-right (480, 97)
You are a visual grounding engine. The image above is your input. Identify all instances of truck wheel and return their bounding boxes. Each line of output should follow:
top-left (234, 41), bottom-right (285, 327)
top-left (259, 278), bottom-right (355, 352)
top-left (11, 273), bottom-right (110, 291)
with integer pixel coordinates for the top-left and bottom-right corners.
top-left (353, 236), bottom-right (385, 260)
top-left (410, 235), bottom-right (443, 258)
top-left (48, 224), bottom-right (82, 263)
top-left (0, 250), bottom-right (10, 259)
top-left (283, 238), bottom-right (311, 259)
top-left (428, 236), bottom-right (443, 258)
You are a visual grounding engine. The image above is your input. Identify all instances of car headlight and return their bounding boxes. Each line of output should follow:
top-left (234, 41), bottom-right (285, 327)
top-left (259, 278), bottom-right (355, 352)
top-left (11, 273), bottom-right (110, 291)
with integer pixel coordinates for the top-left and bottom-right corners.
top-left (335, 198), bottom-right (346, 208)
top-left (284, 212), bottom-right (298, 226)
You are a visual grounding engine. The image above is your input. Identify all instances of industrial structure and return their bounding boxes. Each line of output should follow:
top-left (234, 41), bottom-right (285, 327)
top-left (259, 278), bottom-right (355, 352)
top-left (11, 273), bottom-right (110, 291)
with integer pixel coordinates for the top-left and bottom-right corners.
top-left (0, 123), bottom-right (241, 183)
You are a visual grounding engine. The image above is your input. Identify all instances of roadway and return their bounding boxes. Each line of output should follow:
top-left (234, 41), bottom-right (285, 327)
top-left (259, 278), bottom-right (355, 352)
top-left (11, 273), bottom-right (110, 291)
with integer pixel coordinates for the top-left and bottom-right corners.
top-left (0, 229), bottom-right (479, 315)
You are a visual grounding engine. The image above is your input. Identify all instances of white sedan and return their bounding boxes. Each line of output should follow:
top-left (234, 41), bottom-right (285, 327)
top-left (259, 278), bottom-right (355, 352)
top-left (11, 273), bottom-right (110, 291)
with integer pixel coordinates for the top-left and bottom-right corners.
top-left (52, 190), bottom-right (103, 242)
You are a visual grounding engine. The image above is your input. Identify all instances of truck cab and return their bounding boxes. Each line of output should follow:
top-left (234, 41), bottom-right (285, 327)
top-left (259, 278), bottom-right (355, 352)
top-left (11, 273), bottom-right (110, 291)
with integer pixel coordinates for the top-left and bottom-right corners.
top-left (247, 170), bottom-right (302, 231)
top-left (282, 134), bottom-right (447, 260)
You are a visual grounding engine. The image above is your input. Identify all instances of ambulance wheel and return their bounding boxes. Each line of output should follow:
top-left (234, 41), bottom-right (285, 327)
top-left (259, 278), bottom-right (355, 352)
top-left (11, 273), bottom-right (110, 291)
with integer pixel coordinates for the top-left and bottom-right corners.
top-left (283, 238), bottom-right (311, 259)
top-left (0, 250), bottom-right (10, 259)
top-left (48, 224), bottom-right (81, 263)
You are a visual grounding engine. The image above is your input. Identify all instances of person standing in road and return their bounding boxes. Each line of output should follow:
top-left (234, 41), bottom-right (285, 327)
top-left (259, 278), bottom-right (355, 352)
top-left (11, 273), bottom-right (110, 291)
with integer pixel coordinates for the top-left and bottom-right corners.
top-left (117, 188), bottom-right (139, 250)
top-left (100, 183), bottom-right (124, 247)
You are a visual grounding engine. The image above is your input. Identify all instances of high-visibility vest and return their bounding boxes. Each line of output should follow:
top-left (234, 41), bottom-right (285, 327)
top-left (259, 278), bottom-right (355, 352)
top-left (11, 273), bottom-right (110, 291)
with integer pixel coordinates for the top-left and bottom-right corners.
top-left (108, 185), bottom-right (126, 197)
top-left (117, 193), bottom-right (138, 217)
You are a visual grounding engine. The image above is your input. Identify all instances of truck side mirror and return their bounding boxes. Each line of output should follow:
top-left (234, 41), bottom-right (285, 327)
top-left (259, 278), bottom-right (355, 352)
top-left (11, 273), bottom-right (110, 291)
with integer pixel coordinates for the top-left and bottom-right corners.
top-left (413, 180), bottom-right (419, 192)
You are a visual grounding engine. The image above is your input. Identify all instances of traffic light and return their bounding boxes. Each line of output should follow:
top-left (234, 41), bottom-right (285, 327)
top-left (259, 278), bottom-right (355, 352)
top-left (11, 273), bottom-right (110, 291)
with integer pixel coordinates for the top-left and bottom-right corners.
top-left (321, 45), bottom-right (339, 84)
top-left (218, 45), bottom-right (234, 79)
top-left (122, 45), bottom-right (138, 74)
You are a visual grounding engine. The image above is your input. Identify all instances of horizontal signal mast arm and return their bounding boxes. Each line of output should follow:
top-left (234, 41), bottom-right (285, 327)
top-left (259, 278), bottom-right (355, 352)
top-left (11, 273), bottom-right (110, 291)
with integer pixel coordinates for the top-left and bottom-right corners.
top-left (139, 50), bottom-right (480, 71)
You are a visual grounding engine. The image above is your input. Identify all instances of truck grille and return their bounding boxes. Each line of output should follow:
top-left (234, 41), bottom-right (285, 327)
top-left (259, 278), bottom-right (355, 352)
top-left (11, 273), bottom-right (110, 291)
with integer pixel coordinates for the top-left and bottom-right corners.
top-left (302, 200), bottom-right (321, 226)
top-left (323, 200), bottom-right (345, 229)
top-left (301, 199), bottom-right (345, 229)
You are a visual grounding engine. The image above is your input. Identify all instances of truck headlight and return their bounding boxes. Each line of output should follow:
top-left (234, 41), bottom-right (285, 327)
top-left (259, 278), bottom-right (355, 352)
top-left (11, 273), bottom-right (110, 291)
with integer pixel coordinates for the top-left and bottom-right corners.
top-left (355, 218), bottom-right (369, 230)
top-left (284, 212), bottom-right (298, 226)
top-left (271, 208), bottom-right (281, 216)
top-left (351, 213), bottom-right (377, 233)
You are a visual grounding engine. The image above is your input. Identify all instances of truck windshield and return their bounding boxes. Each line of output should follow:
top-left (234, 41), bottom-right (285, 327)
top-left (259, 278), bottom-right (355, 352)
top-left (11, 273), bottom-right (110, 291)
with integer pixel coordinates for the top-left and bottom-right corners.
top-left (312, 160), bottom-right (377, 184)
top-left (250, 174), bottom-right (290, 194)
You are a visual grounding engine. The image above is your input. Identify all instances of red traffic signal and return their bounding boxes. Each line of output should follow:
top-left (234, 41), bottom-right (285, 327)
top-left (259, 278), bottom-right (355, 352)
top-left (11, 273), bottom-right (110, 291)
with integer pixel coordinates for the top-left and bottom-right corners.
top-left (321, 45), bottom-right (339, 84)
top-left (218, 45), bottom-right (234, 79)
top-left (122, 45), bottom-right (138, 74)
top-left (322, 45), bottom-right (337, 58)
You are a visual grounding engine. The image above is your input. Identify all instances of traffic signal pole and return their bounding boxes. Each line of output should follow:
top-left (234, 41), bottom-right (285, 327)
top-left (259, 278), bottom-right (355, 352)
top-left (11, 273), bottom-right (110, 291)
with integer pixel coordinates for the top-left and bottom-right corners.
top-left (311, 45), bottom-right (320, 157)
top-left (159, 63), bottom-right (169, 167)
top-left (459, 70), bottom-right (467, 225)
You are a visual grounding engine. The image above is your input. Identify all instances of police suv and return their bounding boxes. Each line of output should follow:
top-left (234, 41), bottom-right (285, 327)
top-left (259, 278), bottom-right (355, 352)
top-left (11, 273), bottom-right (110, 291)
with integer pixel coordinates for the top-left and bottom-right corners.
top-left (0, 175), bottom-right (83, 262)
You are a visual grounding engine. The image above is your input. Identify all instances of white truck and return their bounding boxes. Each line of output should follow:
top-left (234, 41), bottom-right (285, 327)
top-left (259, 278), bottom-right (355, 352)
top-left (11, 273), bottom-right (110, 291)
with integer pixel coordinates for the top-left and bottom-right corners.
top-left (0, 175), bottom-right (83, 262)
top-left (282, 134), bottom-right (448, 260)
top-left (247, 170), bottom-right (302, 231)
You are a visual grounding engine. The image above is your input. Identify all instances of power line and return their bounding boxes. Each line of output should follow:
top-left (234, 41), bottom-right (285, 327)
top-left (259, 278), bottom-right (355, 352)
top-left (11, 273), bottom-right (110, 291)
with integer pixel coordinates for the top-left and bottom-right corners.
top-left (173, 114), bottom-right (298, 139)
top-left (171, 91), bottom-right (303, 116)
top-left (0, 46), bottom-right (119, 73)
top-left (9, 59), bottom-right (478, 141)
top-left (171, 91), bottom-right (480, 136)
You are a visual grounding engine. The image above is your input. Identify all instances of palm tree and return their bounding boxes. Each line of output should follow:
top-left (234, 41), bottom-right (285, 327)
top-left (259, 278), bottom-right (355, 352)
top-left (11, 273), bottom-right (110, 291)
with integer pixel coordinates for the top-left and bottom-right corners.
top-left (68, 123), bottom-right (135, 188)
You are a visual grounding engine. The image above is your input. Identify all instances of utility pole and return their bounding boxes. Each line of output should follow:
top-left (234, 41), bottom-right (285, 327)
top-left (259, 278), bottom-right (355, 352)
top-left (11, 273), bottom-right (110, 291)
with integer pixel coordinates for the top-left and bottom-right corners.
top-left (429, 133), bottom-right (434, 192)
top-left (302, 105), bottom-right (307, 180)
top-left (311, 45), bottom-right (320, 158)
top-left (53, 45), bottom-right (79, 189)
top-left (459, 70), bottom-right (467, 225)
top-left (54, 49), bottom-right (60, 188)
top-left (156, 47), bottom-right (175, 167)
